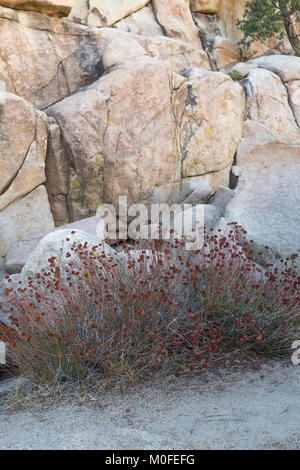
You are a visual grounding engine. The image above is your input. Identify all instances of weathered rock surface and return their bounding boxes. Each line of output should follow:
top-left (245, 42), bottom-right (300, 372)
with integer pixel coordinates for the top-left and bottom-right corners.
top-left (152, 0), bottom-right (202, 48)
top-left (0, 92), bottom-right (53, 256)
top-left (249, 55), bottom-right (300, 83)
top-left (218, 0), bottom-right (248, 43)
top-left (229, 62), bottom-right (252, 80)
top-left (0, 186), bottom-right (54, 257)
top-left (0, 6), bottom-right (209, 109)
top-left (0, 6), bottom-right (104, 109)
top-left (46, 57), bottom-right (182, 223)
top-left (248, 56), bottom-right (300, 127)
top-left (46, 58), bottom-right (243, 225)
top-left (102, 38), bottom-right (146, 70)
top-left (213, 36), bottom-right (241, 69)
top-left (114, 4), bottom-right (163, 36)
top-left (180, 71), bottom-right (244, 178)
top-left (0, 78), bottom-right (6, 92)
top-left (192, 10), bottom-right (224, 42)
top-left (242, 68), bottom-right (300, 141)
top-left (140, 34), bottom-right (210, 73)
top-left (0, 92), bottom-right (48, 212)
top-left (1, 1), bottom-right (298, 267)
top-left (287, 80), bottom-right (300, 127)
top-left (0, 257), bottom-right (7, 281)
top-left (22, 228), bottom-right (116, 276)
top-left (226, 121), bottom-right (300, 267)
top-left (210, 186), bottom-right (234, 213)
top-left (177, 181), bottom-right (212, 205)
top-left (181, 162), bottom-right (234, 194)
top-left (0, 0), bottom-right (73, 16)
top-left (5, 216), bottom-right (102, 274)
top-left (191, 0), bottom-right (220, 14)
top-left (70, 0), bottom-right (149, 27)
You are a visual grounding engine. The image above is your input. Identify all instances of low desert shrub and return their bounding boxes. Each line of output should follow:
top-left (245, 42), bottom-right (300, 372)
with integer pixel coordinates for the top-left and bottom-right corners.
top-left (0, 224), bottom-right (299, 386)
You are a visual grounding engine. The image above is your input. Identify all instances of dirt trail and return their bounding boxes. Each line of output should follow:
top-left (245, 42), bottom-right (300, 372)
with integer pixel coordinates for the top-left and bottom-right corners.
top-left (0, 362), bottom-right (299, 450)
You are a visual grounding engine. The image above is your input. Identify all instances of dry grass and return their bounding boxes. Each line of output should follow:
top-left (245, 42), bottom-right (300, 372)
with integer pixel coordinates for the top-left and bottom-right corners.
top-left (0, 224), bottom-right (299, 392)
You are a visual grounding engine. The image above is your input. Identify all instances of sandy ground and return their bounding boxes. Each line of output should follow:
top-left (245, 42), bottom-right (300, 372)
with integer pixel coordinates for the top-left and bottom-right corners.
top-left (0, 362), bottom-right (299, 450)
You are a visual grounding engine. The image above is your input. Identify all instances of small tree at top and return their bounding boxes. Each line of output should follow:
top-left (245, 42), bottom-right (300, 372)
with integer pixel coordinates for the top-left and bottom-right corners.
top-left (237, 0), bottom-right (300, 53)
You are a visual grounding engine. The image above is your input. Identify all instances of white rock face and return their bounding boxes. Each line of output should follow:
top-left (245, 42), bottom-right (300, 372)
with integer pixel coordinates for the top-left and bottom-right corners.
top-left (177, 181), bottom-right (212, 205)
top-left (102, 38), bottom-right (146, 70)
top-left (242, 68), bottom-right (300, 142)
top-left (22, 228), bottom-right (116, 275)
top-left (2, 2), bottom-right (299, 271)
top-left (0, 92), bottom-right (49, 213)
top-left (287, 80), bottom-right (300, 127)
top-left (0, 78), bottom-right (6, 91)
top-left (226, 121), bottom-right (300, 268)
top-left (0, 92), bottom-right (53, 256)
top-left (248, 55), bottom-right (300, 128)
top-left (70, 0), bottom-right (150, 27)
top-left (152, 0), bottom-right (202, 48)
top-left (114, 5), bottom-right (163, 36)
top-left (249, 55), bottom-right (300, 83)
top-left (5, 216), bottom-right (102, 274)
top-left (0, 186), bottom-right (54, 257)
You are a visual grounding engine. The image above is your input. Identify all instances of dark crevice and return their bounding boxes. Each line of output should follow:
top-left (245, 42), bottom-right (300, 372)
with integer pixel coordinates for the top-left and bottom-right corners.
top-left (229, 152), bottom-right (239, 190)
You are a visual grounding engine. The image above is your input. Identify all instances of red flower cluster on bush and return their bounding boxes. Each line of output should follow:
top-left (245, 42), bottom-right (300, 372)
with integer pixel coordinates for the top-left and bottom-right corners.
top-left (0, 223), bottom-right (299, 385)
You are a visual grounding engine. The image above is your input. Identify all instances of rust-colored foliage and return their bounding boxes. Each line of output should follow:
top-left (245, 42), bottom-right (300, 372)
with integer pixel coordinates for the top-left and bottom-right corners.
top-left (0, 224), bottom-right (299, 385)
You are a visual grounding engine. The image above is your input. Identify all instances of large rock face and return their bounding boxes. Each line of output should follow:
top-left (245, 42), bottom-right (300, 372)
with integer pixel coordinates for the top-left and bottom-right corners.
top-left (212, 36), bottom-right (241, 69)
top-left (249, 55), bottom-right (300, 83)
top-left (0, 6), bottom-right (209, 109)
top-left (0, 186), bottom-right (54, 257)
top-left (21, 228), bottom-right (115, 276)
top-left (0, 92), bottom-right (48, 212)
top-left (46, 57), bottom-right (181, 223)
top-left (288, 80), bottom-right (300, 127)
top-left (152, 0), bottom-right (202, 48)
top-left (139, 34), bottom-right (210, 72)
top-left (5, 215), bottom-right (101, 274)
top-left (248, 56), bottom-right (300, 127)
top-left (101, 38), bottom-right (147, 70)
top-left (46, 57), bottom-right (244, 224)
top-left (0, 6), bottom-right (104, 109)
top-left (70, 0), bottom-right (150, 26)
top-left (114, 4), bottom-right (163, 36)
top-left (90, 0), bottom-right (150, 27)
top-left (71, 0), bottom-right (201, 48)
top-left (0, 0), bottom-right (73, 16)
top-left (1, 1), bottom-right (298, 265)
top-left (0, 91), bottom-right (54, 255)
top-left (180, 71), bottom-right (244, 178)
top-left (226, 121), bottom-right (300, 267)
top-left (242, 68), bottom-right (300, 142)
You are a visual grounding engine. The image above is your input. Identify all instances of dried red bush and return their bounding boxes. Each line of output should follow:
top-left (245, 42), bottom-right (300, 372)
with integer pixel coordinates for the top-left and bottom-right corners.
top-left (0, 224), bottom-right (299, 385)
